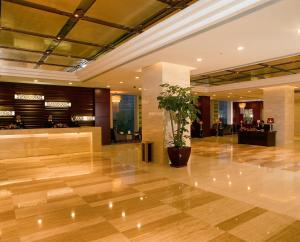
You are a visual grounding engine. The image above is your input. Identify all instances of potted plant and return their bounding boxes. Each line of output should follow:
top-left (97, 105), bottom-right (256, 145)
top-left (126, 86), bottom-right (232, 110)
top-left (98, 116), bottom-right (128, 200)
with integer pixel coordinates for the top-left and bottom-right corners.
top-left (157, 84), bottom-right (198, 167)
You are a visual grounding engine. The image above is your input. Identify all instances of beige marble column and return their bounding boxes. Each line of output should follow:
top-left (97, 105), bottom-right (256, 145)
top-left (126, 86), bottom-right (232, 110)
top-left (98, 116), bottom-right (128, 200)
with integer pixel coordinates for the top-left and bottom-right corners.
top-left (263, 86), bottom-right (295, 145)
top-left (141, 62), bottom-right (192, 163)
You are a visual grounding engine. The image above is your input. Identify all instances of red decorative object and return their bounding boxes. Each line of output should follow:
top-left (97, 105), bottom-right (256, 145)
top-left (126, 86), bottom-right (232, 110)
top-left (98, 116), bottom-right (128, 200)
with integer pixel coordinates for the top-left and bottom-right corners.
top-left (267, 118), bottom-right (274, 124)
top-left (267, 118), bottom-right (275, 132)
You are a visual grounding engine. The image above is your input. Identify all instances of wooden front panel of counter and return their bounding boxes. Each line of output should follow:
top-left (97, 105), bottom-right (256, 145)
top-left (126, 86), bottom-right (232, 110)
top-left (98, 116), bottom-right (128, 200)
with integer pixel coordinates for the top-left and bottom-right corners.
top-left (238, 131), bottom-right (276, 147)
top-left (0, 127), bottom-right (101, 160)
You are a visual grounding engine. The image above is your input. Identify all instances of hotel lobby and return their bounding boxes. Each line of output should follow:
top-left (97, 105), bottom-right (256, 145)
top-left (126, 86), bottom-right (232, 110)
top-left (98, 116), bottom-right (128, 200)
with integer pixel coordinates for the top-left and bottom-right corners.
top-left (1, 0), bottom-right (300, 241)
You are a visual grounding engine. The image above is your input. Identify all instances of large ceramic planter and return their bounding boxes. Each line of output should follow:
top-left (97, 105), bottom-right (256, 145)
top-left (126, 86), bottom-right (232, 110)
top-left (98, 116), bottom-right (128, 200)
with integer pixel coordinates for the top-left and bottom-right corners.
top-left (167, 146), bottom-right (191, 167)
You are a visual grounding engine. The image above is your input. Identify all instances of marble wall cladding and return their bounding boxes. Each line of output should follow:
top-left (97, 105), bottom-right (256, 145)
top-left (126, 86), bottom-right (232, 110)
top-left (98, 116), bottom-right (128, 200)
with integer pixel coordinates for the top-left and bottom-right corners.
top-left (141, 62), bottom-right (191, 163)
top-left (263, 86), bottom-right (295, 145)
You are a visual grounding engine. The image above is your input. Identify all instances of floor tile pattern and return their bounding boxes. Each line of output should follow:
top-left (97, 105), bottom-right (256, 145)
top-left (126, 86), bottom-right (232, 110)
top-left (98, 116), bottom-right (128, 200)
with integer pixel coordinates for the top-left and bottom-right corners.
top-left (0, 138), bottom-right (300, 241)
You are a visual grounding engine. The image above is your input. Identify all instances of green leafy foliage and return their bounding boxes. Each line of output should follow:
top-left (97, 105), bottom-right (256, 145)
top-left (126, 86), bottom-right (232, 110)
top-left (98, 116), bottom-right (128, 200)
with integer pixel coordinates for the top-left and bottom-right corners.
top-left (157, 84), bottom-right (199, 148)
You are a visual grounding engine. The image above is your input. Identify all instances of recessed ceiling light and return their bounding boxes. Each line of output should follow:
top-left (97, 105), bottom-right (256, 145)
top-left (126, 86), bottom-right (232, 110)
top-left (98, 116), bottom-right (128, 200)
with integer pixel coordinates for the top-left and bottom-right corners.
top-left (297, 29), bottom-right (300, 34)
top-left (212, 94), bottom-right (216, 97)
top-left (247, 90), bottom-right (251, 93)
top-left (81, 64), bottom-right (87, 68)
top-left (74, 13), bottom-right (79, 18)
top-left (106, 85), bottom-right (110, 88)
top-left (57, 36), bottom-right (62, 40)
top-left (69, 82), bottom-right (72, 85)
top-left (138, 87), bottom-right (142, 91)
top-left (196, 58), bottom-right (203, 62)
top-left (34, 79), bottom-right (38, 83)
top-left (135, 76), bottom-right (140, 79)
top-left (237, 46), bottom-right (245, 51)
top-left (120, 81), bottom-right (124, 84)
top-left (240, 96), bottom-right (243, 99)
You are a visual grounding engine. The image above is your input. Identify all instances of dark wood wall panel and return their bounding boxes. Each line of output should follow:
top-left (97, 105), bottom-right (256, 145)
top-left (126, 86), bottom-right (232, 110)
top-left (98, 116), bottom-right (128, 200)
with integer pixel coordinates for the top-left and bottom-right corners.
top-left (233, 101), bottom-right (263, 124)
top-left (191, 96), bottom-right (211, 138)
top-left (0, 82), bottom-right (111, 145)
top-left (198, 96), bottom-right (211, 137)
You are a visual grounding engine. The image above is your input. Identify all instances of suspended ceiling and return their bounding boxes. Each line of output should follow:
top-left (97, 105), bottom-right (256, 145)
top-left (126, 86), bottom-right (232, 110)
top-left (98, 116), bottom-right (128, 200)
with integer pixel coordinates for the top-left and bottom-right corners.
top-left (0, 0), bottom-right (196, 72)
top-left (191, 55), bottom-right (300, 86)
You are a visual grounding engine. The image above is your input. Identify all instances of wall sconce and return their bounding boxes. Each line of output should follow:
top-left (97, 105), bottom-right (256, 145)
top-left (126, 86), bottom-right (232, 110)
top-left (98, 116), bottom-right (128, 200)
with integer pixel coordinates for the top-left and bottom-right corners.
top-left (112, 95), bottom-right (122, 112)
top-left (45, 101), bottom-right (71, 108)
top-left (14, 94), bottom-right (44, 101)
top-left (112, 95), bottom-right (121, 103)
top-left (74, 116), bottom-right (95, 121)
top-left (0, 111), bottom-right (15, 117)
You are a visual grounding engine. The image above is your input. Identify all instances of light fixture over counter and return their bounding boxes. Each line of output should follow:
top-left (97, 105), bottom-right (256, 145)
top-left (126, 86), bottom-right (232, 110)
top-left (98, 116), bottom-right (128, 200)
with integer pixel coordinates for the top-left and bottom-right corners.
top-left (14, 94), bottom-right (44, 101)
top-left (74, 116), bottom-right (95, 121)
top-left (0, 111), bottom-right (15, 117)
top-left (239, 102), bottom-right (246, 114)
top-left (239, 102), bottom-right (246, 109)
top-left (45, 101), bottom-right (71, 108)
top-left (112, 95), bottom-right (121, 103)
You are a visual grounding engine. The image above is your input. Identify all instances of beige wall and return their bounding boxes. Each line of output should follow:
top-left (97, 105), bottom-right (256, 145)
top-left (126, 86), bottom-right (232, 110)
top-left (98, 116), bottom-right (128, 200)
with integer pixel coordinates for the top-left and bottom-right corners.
top-left (295, 92), bottom-right (300, 137)
top-left (263, 86), bottom-right (295, 145)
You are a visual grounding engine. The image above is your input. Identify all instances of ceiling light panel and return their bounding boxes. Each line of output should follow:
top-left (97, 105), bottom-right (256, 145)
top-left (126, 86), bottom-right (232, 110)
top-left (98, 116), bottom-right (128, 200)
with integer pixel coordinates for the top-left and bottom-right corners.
top-left (53, 41), bottom-right (99, 58)
top-left (0, 59), bottom-right (36, 69)
top-left (0, 48), bottom-right (42, 62)
top-left (25, 0), bottom-right (82, 12)
top-left (0, 31), bottom-right (50, 52)
top-left (44, 55), bottom-right (79, 66)
top-left (2, 2), bottom-right (68, 36)
top-left (66, 21), bottom-right (126, 46)
top-left (85, 0), bottom-right (166, 27)
top-left (38, 65), bottom-right (66, 71)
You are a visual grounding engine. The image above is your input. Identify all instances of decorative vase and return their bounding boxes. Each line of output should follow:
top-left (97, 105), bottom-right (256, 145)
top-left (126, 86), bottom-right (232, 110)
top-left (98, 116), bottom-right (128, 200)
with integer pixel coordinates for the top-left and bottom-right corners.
top-left (167, 147), bottom-right (191, 168)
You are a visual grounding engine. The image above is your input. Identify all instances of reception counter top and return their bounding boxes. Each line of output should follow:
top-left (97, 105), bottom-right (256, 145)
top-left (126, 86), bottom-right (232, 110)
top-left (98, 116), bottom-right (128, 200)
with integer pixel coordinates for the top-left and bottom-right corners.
top-left (0, 127), bottom-right (101, 160)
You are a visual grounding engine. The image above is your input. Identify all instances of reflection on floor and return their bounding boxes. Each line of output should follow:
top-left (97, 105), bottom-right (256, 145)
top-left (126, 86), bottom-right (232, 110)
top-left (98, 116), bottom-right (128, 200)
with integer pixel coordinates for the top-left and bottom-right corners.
top-left (1, 136), bottom-right (300, 241)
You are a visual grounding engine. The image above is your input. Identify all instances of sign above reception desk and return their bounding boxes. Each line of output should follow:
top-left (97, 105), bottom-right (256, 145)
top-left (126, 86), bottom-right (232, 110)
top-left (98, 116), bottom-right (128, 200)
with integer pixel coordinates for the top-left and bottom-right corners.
top-left (0, 111), bottom-right (15, 117)
top-left (74, 116), bottom-right (95, 121)
top-left (45, 101), bottom-right (72, 108)
top-left (14, 94), bottom-right (45, 101)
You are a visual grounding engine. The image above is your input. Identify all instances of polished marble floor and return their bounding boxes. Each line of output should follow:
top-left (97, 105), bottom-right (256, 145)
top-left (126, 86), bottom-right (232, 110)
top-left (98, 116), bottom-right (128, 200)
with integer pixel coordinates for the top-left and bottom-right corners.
top-left (1, 136), bottom-right (300, 241)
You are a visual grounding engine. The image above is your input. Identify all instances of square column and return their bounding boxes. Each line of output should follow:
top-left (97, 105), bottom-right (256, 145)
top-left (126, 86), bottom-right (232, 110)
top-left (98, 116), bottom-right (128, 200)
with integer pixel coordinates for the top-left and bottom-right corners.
top-left (141, 62), bottom-right (192, 163)
top-left (263, 86), bottom-right (295, 145)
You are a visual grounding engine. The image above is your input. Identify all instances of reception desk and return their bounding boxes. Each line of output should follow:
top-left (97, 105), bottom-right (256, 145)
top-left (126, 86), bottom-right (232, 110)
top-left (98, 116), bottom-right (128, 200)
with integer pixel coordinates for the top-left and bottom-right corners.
top-left (0, 127), bottom-right (101, 160)
top-left (238, 130), bottom-right (276, 147)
